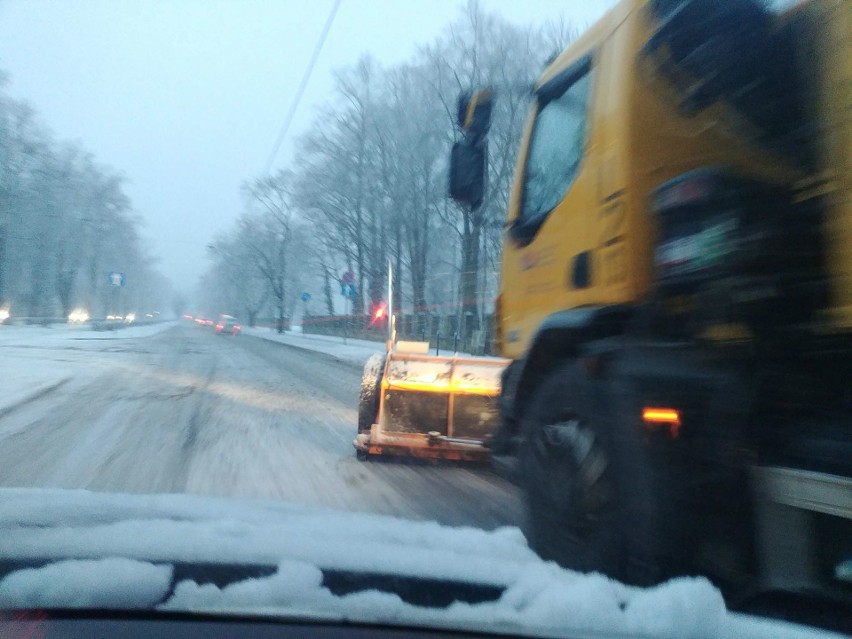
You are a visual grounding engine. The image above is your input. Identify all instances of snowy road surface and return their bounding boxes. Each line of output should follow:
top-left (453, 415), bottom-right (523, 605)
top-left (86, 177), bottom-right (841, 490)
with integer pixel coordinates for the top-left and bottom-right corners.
top-left (0, 322), bottom-right (523, 528)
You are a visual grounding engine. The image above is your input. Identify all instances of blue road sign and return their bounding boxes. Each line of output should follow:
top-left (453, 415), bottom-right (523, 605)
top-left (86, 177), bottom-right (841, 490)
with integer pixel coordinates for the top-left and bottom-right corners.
top-left (108, 272), bottom-right (125, 287)
top-left (301, 292), bottom-right (311, 303)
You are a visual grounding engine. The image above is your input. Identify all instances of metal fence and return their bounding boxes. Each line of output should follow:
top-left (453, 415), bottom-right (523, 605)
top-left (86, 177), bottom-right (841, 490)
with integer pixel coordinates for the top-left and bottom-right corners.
top-left (297, 313), bottom-right (494, 355)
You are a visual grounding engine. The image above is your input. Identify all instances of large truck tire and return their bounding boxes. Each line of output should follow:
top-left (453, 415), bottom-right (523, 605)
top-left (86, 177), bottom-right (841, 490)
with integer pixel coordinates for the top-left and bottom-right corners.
top-left (358, 353), bottom-right (386, 434)
top-left (519, 360), bottom-right (660, 586)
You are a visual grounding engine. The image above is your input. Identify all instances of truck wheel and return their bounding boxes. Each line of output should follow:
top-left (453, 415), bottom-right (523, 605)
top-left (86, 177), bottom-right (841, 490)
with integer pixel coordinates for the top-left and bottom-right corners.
top-left (520, 361), bottom-right (659, 585)
top-left (358, 353), bottom-right (386, 434)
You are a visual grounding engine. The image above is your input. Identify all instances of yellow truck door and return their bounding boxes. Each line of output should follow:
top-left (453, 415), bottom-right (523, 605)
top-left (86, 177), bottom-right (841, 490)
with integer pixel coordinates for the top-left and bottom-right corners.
top-left (500, 57), bottom-right (598, 360)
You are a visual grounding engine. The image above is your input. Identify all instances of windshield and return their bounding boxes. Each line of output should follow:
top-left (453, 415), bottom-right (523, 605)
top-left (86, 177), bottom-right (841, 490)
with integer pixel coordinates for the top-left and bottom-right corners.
top-left (0, 1), bottom-right (848, 638)
top-left (521, 68), bottom-right (591, 220)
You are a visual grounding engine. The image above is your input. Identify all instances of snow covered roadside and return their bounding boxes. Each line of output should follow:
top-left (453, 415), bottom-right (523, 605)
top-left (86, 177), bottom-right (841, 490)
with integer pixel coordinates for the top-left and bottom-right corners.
top-left (241, 327), bottom-right (386, 367)
top-left (0, 488), bottom-right (841, 639)
top-left (0, 320), bottom-right (176, 347)
top-left (0, 322), bottom-right (176, 414)
top-left (242, 327), bottom-right (496, 369)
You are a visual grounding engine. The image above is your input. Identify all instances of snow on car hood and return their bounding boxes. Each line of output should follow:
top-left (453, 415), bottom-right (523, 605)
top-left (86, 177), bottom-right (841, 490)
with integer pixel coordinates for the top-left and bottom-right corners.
top-left (0, 488), bottom-right (838, 639)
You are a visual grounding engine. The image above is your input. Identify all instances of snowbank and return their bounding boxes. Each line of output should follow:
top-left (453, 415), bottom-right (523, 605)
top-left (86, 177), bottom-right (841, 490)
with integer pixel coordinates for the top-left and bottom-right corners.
top-left (241, 327), bottom-right (385, 366)
top-left (0, 321), bottom-right (175, 347)
top-left (0, 322), bottom-right (176, 414)
top-left (242, 327), bottom-right (500, 369)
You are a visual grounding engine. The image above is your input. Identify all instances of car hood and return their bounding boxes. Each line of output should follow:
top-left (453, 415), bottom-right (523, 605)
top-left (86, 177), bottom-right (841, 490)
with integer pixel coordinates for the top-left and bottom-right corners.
top-left (0, 488), bottom-right (838, 639)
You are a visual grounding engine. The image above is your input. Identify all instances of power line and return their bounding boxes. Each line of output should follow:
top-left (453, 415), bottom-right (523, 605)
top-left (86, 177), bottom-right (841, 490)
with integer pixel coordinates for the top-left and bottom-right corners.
top-left (263, 0), bottom-right (342, 174)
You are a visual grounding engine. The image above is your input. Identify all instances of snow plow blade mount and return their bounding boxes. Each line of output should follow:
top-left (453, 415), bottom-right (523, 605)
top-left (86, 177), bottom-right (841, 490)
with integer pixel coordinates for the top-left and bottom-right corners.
top-left (356, 351), bottom-right (509, 461)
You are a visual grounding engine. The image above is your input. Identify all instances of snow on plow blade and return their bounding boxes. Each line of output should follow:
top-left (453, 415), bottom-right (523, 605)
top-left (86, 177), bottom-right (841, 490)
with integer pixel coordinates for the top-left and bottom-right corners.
top-left (355, 349), bottom-right (509, 461)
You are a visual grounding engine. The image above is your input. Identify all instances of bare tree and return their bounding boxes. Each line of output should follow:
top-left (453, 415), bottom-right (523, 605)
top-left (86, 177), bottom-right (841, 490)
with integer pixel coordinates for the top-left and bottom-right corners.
top-left (294, 55), bottom-right (387, 316)
top-left (0, 78), bottom-right (166, 321)
top-left (217, 6), bottom-right (572, 350)
top-left (422, 1), bottom-right (544, 340)
top-left (207, 225), bottom-right (269, 327)
top-left (242, 170), bottom-right (294, 333)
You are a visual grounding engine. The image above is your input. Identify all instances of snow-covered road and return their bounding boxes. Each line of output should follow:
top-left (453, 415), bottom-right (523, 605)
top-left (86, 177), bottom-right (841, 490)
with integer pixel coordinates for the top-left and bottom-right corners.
top-left (1, 324), bottom-right (845, 637)
top-left (0, 322), bottom-right (523, 528)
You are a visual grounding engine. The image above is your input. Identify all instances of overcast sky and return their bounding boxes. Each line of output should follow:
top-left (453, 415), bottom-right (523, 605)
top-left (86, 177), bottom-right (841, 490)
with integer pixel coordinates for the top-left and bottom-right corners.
top-left (0, 0), bottom-right (615, 292)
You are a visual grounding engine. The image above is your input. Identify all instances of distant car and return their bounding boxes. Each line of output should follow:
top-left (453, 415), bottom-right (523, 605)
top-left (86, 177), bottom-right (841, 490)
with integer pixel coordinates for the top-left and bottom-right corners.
top-left (215, 315), bottom-right (241, 335)
top-left (194, 317), bottom-right (213, 326)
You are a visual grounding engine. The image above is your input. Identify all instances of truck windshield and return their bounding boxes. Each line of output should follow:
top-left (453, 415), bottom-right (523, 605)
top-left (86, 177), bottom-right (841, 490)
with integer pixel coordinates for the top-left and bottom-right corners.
top-left (521, 70), bottom-right (591, 220)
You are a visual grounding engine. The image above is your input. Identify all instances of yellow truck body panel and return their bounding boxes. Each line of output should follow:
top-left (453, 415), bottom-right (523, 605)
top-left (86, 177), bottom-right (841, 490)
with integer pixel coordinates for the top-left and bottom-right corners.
top-left (498, 0), bottom-right (844, 359)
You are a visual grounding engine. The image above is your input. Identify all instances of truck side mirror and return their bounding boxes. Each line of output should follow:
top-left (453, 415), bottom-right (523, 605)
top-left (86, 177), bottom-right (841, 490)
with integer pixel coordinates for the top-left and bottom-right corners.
top-left (449, 140), bottom-right (486, 208)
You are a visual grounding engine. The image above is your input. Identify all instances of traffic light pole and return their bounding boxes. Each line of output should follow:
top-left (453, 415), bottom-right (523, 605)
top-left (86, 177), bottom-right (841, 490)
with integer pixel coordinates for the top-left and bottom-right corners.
top-left (387, 259), bottom-right (395, 352)
top-left (343, 294), bottom-right (349, 346)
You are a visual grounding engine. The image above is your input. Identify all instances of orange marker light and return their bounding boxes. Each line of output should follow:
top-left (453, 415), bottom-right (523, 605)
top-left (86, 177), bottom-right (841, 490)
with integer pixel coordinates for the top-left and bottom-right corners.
top-left (642, 407), bottom-right (682, 438)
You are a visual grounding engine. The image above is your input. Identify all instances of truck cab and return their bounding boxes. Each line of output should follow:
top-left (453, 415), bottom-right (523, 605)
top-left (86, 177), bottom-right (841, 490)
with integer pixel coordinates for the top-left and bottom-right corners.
top-left (498, 0), bottom-right (831, 361)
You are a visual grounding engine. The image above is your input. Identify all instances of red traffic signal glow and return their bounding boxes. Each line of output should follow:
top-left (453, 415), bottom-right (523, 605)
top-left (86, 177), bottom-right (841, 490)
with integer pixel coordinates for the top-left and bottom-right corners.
top-left (370, 305), bottom-right (388, 326)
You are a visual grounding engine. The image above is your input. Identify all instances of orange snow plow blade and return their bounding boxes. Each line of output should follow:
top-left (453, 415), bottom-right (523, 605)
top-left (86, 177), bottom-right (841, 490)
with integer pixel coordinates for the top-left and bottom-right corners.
top-left (354, 347), bottom-right (509, 461)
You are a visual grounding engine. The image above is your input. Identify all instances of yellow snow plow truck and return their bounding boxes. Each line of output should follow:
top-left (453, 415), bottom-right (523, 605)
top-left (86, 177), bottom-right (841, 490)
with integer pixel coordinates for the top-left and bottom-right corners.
top-left (358, 0), bottom-right (850, 614)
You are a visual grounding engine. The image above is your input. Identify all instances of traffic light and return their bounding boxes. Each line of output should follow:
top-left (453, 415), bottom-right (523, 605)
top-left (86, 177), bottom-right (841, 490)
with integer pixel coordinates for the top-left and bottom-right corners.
top-left (370, 303), bottom-right (388, 328)
top-left (449, 140), bottom-right (486, 207)
top-left (450, 89), bottom-right (493, 208)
